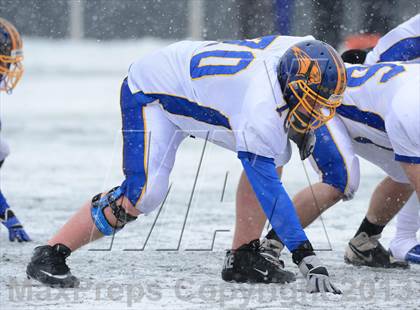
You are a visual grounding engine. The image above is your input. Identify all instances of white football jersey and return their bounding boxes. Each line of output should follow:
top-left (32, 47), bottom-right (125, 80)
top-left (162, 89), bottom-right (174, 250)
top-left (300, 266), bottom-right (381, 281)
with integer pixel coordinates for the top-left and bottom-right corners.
top-left (365, 14), bottom-right (420, 64)
top-left (339, 62), bottom-right (420, 160)
top-left (127, 35), bottom-right (314, 165)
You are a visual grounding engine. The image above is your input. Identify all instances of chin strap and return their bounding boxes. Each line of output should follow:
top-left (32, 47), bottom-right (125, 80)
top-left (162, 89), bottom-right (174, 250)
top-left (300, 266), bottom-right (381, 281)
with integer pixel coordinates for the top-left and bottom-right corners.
top-left (90, 187), bottom-right (138, 236)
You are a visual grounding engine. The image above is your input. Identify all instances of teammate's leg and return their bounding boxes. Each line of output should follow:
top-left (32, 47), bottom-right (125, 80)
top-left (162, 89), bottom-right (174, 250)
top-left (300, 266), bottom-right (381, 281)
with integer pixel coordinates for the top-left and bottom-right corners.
top-left (389, 194), bottom-right (420, 263)
top-left (262, 119), bottom-right (360, 263)
top-left (292, 183), bottom-right (343, 227)
top-left (343, 134), bottom-right (414, 268)
top-left (291, 118), bottom-right (360, 228)
top-left (400, 163), bottom-right (420, 199)
top-left (232, 117), bottom-right (358, 246)
top-left (345, 176), bottom-right (413, 268)
top-left (386, 76), bottom-right (420, 263)
top-left (268, 117), bottom-right (359, 237)
top-left (345, 78), bottom-right (419, 268)
top-left (365, 177), bottom-right (413, 225)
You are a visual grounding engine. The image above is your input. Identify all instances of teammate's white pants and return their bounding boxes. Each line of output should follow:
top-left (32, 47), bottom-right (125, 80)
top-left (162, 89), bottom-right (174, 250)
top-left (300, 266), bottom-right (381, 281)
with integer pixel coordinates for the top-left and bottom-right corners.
top-left (311, 113), bottom-right (419, 258)
top-left (389, 194), bottom-right (420, 260)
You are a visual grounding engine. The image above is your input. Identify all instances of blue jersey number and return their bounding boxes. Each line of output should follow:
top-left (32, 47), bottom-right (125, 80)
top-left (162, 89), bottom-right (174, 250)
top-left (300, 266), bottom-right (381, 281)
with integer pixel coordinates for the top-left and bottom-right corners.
top-left (190, 50), bottom-right (254, 79)
top-left (347, 63), bottom-right (405, 87)
top-left (190, 36), bottom-right (278, 79)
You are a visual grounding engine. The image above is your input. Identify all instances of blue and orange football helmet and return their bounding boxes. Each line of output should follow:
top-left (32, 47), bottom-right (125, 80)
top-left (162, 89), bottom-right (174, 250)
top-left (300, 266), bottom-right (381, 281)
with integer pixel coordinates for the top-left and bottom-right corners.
top-left (278, 40), bottom-right (347, 133)
top-left (0, 18), bottom-right (24, 93)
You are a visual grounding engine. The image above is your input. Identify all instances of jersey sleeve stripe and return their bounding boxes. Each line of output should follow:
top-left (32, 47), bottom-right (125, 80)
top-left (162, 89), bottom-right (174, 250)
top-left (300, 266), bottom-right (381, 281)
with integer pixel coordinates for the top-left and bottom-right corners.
top-left (353, 136), bottom-right (393, 151)
top-left (336, 104), bottom-right (386, 132)
top-left (394, 154), bottom-right (420, 164)
top-left (144, 92), bottom-right (232, 130)
top-left (379, 36), bottom-right (420, 62)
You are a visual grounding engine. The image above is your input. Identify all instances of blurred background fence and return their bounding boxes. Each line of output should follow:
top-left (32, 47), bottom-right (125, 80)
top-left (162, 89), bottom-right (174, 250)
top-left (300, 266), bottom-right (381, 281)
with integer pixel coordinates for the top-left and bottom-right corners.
top-left (0, 0), bottom-right (418, 47)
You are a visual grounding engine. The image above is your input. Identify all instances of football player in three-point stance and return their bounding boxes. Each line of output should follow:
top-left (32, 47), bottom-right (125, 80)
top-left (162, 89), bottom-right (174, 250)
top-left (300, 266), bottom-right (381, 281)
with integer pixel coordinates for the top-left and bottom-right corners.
top-left (225, 14), bottom-right (419, 283)
top-left (365, 14), bottom-right (420, 264)
top-left (27, 35), bottom-right (346, 293)
top-left (0, 17), bottom-right (30, 242)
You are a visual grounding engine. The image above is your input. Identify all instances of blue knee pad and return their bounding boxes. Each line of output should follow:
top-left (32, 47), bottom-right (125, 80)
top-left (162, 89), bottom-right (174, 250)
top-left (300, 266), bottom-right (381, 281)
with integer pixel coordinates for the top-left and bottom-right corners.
top-left (90, 186), bottom-right (138, 236)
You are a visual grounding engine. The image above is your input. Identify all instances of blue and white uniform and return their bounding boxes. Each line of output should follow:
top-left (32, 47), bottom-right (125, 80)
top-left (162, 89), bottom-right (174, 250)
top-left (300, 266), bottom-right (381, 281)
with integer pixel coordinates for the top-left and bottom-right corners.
top-left (120, 35), bottom-right (314, 251)
top-left (341, 62), bottom-right (419, 176)
top-left (310, 15), bottom-right (420, 199)
top-left (363, 14), bottom-right (420, 262)
top-left (365, 14), bottom-right (419, 64)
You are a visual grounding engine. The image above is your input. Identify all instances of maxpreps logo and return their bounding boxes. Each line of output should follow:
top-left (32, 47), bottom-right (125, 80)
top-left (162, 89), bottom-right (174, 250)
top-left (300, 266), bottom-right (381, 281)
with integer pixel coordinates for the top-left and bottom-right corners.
top-left (291, 46), bottom-right (321, 85)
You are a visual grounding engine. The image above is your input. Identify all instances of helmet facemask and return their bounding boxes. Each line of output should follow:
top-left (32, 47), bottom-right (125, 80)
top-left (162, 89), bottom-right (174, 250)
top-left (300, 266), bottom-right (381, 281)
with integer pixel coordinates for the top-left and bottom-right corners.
top-left (287, 79), bottom-right (343, 133)
top-left (0, 49), bottom-right (24, 93)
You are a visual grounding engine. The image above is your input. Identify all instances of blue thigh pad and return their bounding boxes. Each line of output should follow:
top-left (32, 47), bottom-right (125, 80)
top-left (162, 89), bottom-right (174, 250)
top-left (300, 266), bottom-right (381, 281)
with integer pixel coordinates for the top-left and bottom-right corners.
top-left (312, 125), bottom-right (349, 194)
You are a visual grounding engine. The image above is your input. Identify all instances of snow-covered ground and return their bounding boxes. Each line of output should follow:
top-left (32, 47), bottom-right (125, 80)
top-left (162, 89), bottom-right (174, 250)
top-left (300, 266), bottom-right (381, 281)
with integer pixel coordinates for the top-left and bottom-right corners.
top-left (0, 39), bottom-right (419, 310)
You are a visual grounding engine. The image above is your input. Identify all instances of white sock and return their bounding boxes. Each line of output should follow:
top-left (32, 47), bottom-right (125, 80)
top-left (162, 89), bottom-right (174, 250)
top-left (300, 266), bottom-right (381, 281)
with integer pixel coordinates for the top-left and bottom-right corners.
top-left (389, 194), bottom-right (420, 260)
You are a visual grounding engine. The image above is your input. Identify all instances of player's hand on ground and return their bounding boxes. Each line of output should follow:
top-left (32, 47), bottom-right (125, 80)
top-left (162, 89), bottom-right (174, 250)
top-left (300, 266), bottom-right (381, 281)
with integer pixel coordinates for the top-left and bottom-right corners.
top-left (1, 209), bottom-right (31, 242)
top-left (306, 266), bottom-right (341, 294)
top-left (299, 255), bottom-right (341, 294)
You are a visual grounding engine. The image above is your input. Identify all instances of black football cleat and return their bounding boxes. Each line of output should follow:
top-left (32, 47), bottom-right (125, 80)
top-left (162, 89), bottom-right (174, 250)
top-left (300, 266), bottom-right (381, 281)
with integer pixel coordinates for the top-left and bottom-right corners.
top-left (259, 237), bottom-right (284, 260)
top-left (221, 239), bottom-right (295, 284)
top-left (344, 232), bottom-right (409, 269)
top-left (26, 244), bottom-right (80, 288)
